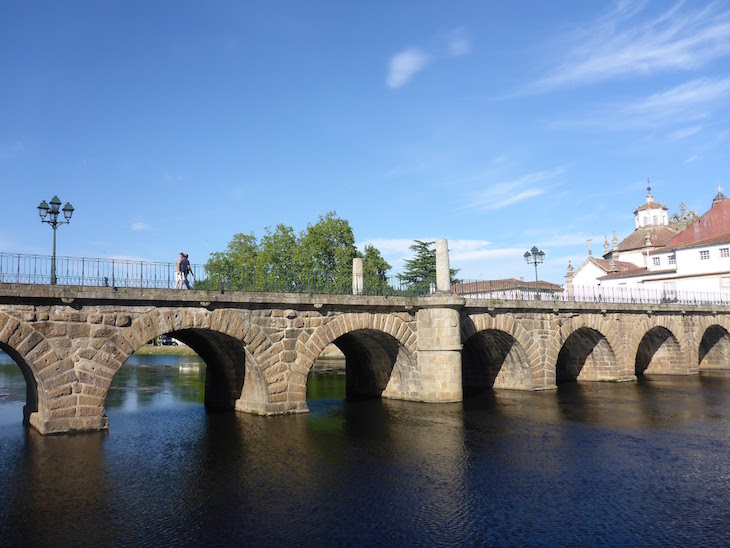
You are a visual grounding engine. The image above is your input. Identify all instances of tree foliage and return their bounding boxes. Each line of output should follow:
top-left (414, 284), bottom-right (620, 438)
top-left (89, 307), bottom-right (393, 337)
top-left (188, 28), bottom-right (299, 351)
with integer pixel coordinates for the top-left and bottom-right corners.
top-left (204, 212), bottom-right (389, 292)
top-left (401, 240), bottom-right (460, 294)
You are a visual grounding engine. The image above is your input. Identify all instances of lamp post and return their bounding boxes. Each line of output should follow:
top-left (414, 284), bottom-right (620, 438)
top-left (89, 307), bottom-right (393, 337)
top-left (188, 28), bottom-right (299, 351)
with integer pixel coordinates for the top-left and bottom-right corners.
top-left (38, 196), bottom-right (74, 285)
top-left (523, 245), bottom-right (545, 300)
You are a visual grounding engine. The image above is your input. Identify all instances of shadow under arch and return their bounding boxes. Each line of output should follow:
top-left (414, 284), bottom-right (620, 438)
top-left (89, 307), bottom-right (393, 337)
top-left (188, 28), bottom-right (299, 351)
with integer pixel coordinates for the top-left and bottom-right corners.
top-left (0, 342), bottom-right (38, 425)
top-left (326, 329), bottom-right (417, 401)
top-left (699, 325), bottom-right (730, 370)
top-left (462, 329), bottom-right (532, 397)
top-left (556, 327), bottom-right (617, 382)
top-left (144, 328), bottom-right (268, 413)
top-left (635, 326), bottom-right (682, 376)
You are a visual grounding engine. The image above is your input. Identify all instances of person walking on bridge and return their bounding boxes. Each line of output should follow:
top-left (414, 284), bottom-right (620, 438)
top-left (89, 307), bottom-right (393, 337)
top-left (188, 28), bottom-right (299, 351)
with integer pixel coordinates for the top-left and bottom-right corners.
top-left (174, 252), bottom-right (184, 289)
top-left (179, 253), bottom-right (192, 289)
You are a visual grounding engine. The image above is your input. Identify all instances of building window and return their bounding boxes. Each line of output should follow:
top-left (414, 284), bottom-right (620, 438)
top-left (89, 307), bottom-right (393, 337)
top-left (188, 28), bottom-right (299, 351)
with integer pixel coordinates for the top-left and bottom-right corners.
top-left (669, 255), bottom-right (676, 265)
top-left (721, 248), bottom-right (730, 258)
top-left (653, 215), bottom-right (659, 225)
top-left (722, 277), bottom-right (730, 288)
top-left (652, 257), bottom-right (660, 266)
top-left (700, 250), bottom-right (710, 260)
top-left (642, 216), bottom-right (647, 226)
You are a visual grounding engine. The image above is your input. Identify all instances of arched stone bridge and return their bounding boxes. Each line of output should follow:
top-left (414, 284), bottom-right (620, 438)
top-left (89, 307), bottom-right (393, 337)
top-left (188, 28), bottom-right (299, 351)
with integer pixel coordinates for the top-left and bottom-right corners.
top-left (1, 283), bottom-right (729, 434)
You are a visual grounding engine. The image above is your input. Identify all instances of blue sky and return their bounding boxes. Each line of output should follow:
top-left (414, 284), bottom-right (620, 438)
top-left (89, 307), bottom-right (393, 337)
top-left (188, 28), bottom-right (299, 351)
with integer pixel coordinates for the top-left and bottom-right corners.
top-left (2, 1), bottom-right (730, 283)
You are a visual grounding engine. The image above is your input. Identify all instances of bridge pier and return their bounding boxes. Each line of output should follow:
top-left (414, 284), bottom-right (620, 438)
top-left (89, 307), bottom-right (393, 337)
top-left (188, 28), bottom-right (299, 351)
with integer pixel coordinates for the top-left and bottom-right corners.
top-left (416, 294), bottom-right (465, 403)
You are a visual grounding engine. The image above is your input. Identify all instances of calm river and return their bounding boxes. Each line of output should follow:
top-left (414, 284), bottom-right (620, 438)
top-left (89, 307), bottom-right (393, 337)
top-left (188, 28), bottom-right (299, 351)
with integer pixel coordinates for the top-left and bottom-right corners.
top-left (1, 352), bottom-right (730, 546)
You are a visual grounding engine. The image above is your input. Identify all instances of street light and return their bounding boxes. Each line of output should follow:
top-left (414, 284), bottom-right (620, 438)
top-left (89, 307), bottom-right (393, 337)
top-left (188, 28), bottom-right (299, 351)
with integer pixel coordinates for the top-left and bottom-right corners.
top-left (524, 245), bottom-right (545, 300)
top-left (38, 196), bottom-right (74, 285)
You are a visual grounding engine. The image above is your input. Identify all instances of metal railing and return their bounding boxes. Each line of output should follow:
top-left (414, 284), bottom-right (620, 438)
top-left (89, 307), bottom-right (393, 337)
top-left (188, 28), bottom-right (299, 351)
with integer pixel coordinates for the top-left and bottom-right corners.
top-left (453, 279), bottom-right (730, 306)
top-left (0, 252), bottom-right (430, 296)
top-left (3, 252), bottom-right (730, 305)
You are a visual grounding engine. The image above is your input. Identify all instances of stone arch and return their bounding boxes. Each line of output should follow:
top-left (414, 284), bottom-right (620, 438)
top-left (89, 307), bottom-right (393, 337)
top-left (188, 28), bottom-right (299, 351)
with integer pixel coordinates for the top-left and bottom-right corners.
top-left (461, 313), bottom-right (537, 393)
top-left (75, 308), bottom-right (274, 424)
top-left (0, 311), bottom-right (68, 432)
top-left (553, 315), bottom-right (623, 382)
top-left (694, 315), bottom-right (730, 371)
top-left (296, 313), bottom-right (418, 402)
top-left (628, 316), bottom-right (685, 375)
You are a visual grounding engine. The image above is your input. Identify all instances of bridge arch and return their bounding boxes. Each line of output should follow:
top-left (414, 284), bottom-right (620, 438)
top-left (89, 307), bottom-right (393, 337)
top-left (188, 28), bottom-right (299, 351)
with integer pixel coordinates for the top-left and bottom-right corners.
top-left (628, 316), bottom-right (685, 375)
top-left (553, 315), bottom-right (624, 382)
top-left (461, 314), bottom-right (537, 393)
top-left (0, 311), bottom-right (69, 429)
top-left (297, 313), bottom-right (418, 402)
top-left (694, 316), bottom-right (730, 371)
top-left (73, 308), bottom-right (273, 423)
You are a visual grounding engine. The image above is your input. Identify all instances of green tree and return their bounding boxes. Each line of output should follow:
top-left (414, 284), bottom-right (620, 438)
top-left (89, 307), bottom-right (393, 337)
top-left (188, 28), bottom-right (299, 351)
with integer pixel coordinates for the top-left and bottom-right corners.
top-left (400, 240), bottom-right (460, 295)
top-left (204, 212), bottom-right (388, 294)
top-left (362, 244), bottom-right (391, 294)
top-left (255, 224), bottom-right (298, 290)
top-left (204, 232), bottom-right (258, 290)
top-left (296, 212), bottom-right (358, 291)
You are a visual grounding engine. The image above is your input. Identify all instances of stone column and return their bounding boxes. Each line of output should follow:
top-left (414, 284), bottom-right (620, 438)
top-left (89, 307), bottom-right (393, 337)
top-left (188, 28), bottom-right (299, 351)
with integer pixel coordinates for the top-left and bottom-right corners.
top-left (416, 293), bottom-right (465, 402)
top-left (352, 257), bottom-right (363, 295)
top-left (435, 239), bottom-right (450, 293)
top-left (565, 261), bottom-right (574, 300)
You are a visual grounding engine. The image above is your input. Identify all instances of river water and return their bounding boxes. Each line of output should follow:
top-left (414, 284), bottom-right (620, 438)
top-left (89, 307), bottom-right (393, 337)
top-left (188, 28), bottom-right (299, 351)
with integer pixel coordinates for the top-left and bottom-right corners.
top-left (1, 351), bottom-right (730, 546)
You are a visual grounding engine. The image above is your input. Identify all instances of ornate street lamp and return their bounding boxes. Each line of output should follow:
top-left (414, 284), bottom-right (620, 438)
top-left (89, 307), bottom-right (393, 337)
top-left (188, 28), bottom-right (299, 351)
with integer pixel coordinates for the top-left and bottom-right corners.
top-left (38, 196), bottom-right (74, 285)
top-left (524, 245), bottom-right (545, 300)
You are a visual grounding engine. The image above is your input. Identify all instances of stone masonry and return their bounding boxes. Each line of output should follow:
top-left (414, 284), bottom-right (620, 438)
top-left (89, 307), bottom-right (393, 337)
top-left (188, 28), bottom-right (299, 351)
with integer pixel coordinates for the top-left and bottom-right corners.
top-left (1, 283), bottom-right (730, 435)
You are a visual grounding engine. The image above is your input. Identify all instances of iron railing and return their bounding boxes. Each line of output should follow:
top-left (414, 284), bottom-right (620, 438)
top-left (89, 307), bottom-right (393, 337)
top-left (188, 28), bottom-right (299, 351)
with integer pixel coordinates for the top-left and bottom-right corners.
top-left (0, 252), bottom-right (429, 296)
top-left (3, 252), bottom-right (730, 305)
top-left (453, 279), bottom-right (730, 306)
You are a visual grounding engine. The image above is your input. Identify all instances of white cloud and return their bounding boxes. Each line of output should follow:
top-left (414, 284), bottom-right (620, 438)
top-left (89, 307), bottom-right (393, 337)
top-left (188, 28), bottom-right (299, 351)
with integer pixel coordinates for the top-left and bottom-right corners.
top-left (670, 125), bottom-right (702, 140)
top-left (549, 78), bottom-right (730, 132)
top-left (467, 167), bottom-right (564, 211)
top-left (386, 27), bottom-right (471, 89)
top-left (527, 2), bottom-right (730, 93)
top-left (131, 222), bottom-right (151, 231)
top-left (387, 48), bottom-right (430, 89)
top-left (684, 155), bottom-right (702, 164)
top-left (626, 77), bottom-right (730, 116)
top-left (447, 28), bottom-right (471, 57)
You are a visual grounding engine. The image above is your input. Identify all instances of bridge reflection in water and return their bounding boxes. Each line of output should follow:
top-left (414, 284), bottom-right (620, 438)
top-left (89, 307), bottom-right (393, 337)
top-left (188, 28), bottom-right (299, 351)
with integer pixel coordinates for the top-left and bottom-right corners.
top-left (1, 353), bottom-right (730, 545)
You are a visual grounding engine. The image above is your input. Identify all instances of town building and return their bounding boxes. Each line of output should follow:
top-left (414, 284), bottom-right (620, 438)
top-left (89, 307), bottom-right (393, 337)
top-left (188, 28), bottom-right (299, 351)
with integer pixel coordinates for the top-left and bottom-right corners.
top-left (568, 186), bottom-right (730, 296)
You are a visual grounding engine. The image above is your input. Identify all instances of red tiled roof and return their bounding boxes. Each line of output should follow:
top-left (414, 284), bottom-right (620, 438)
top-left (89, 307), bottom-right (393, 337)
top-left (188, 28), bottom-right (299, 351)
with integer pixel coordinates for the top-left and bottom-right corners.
top-left (614, 226), bottom-right (678, 252)
top-left (598, 266), bottom-right (648, 279)
top-left (587, 257), bottom-right (637, 273)
top-left (665, 197), bottom-right (730, 249)
top-left (452, 278), bottom-right (563, 294)
top-left (635, 201), bottom-right (667, 212)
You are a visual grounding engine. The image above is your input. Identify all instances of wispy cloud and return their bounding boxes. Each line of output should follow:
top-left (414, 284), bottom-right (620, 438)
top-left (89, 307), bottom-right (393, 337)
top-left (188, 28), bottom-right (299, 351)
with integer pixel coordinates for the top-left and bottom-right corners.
top-left (447, 28), bottom-right (471, 57)
top-left (387, 48), bottom-right (430, 89)
top-left (550, 77), bottom-right (730, 132)
top-left (466, 167), bottom-right (564, 211)
top-left (670, 125), bottom-right (702, 140)
top-left (684, 154), bottom-right (702, 164)
top-left (131, 222), bottom-right (151, 231)
top-left (386, 28), bottom-right (471, 89)
top-left (527, 2), bottom-right (730, 93)
top-left (626, 77), bottom-right (730, 117)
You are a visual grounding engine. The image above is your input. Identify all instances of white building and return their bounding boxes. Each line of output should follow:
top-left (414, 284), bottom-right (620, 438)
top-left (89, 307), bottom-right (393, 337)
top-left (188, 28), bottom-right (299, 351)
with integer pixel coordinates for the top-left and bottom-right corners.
top-left (569, 186), bottom-right (730, 295)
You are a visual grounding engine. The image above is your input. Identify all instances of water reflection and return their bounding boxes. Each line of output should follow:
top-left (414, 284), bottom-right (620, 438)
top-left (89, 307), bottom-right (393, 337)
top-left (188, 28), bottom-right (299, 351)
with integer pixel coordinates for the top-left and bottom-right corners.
top-left (2, 352), bottom-right (730, 545)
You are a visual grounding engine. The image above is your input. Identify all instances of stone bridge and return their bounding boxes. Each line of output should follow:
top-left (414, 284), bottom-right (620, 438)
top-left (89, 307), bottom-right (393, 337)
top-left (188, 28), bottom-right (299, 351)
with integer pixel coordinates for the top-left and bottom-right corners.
top-left (2, 280), bottom-right (730, 435)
